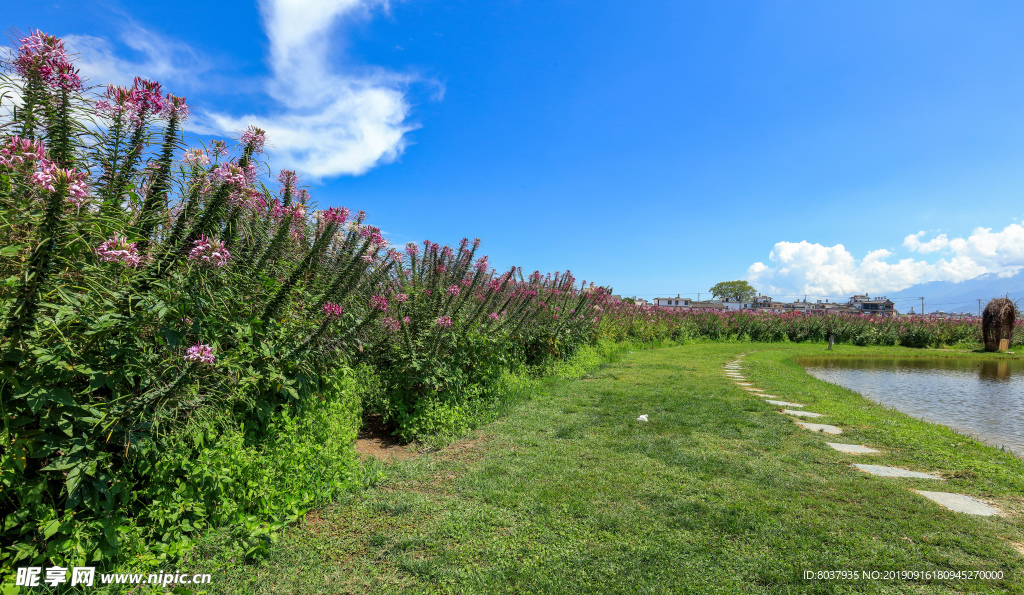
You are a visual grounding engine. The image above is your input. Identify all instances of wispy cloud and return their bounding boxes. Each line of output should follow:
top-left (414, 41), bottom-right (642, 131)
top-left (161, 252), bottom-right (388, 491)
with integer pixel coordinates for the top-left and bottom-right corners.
top-left (746, 221), bottom-right (1024, 296)
top-left (198, 0), bottom-right (425, 178)
top-left (64, 25), bottom-right (209, 90)
top-left (58, 1), bottom-right (428, 179)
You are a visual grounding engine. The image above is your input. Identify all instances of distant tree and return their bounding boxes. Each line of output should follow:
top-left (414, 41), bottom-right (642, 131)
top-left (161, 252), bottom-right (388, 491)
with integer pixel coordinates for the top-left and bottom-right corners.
top-left (709, 280), bottom-right (756, 302)
top-left (622, 297), bottom-right (636, 304)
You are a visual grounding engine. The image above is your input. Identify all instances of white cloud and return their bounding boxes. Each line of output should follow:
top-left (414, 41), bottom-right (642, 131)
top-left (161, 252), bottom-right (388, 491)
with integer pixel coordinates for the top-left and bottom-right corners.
top-left (197, 0), bottom-right (421, 178)
top-left (902, 231), bottom-right (949, 254)
top-left (59, 1), bottom-right (425, 178)
top-left (747, 221), bottom-right (1024, 297)
top-left (64, 26), bottom-right (209, 90)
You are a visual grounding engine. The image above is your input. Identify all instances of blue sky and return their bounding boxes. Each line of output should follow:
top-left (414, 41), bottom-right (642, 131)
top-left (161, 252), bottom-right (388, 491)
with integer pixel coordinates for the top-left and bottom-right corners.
top-left (8, 0), bottom-right (1024, 302)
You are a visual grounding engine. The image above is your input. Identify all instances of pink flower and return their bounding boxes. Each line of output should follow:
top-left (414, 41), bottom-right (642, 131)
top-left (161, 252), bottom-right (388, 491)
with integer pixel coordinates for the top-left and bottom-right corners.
top-left (182, 148), bottom-right (210, 166)
top-left (211, 164), bottom-right (246, 187)
top-left (278, 169), bottom-right (297, 191)
top-left (168, 95), bottom-right (190, 120)
top-left (371, 295), bottom-right (388, 311)
top-left (361, 254), bottom-right (374, 263)
top-left (211, 140), bottom-right (229, 158)
top-left (229, 187), bottom-right (266, 211)
top-left (95, 234), bottom-right (141, 267)
top-left (395, 293), bottom-right (408, 303)
top-left (403, 316), bottom-right (411, 325)
top-left (447, 285), bottom-right (460, 297)
top-left (381, 317), bottom-right (400, 332)
top-left (62, 169), bottom-right (90, 207)
top-left (323, 302), bottom-right (344, 317)
top-left (241, 126), bottom-right (266, 153)
top-left (405, 243), bottom-right (420, 257)
top-left (0, 136), bottom-right (47, 169)
top-left (437, 316), bottom-right (453, 328)
top-left (475, 256), bottom-right (489, 273)
top-left (184, 343), bottom-right (215, 365)
top-left (14, 30), bottom-right (82, 92)
top-left (489, 312), bottom-right (499, 321)
top-left (188, 235), bottom-right (231, 267)
top-left (323, 206), bottom-right (350, 225)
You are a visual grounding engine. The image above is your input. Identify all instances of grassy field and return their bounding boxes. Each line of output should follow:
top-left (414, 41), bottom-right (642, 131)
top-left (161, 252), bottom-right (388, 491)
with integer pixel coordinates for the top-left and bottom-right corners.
top-left (187, 342), bottom-right (1024, 594)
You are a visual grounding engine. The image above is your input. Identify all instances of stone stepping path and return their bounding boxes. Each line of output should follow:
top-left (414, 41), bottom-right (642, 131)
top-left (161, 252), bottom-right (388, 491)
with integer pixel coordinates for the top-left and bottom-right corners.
top-left (783, 409), bottom-right (823, 418)
top-left (827, 443), bottom-right (879, 454)
top-left (720, 358), bottom-right (1002, 516)
top-left (796, 422), bottom-right (842, 434)
top-left (853, 464), bottom-right (943, 480)
top-left (914, 491), bottom-right (1001, 516)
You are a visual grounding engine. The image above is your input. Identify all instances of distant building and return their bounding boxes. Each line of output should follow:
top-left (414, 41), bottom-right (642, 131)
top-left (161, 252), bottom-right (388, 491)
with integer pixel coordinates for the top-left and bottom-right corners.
top-left (653, 295), bottom-right (690, 308)
top-left (848, 294), bottom-right (896, 316)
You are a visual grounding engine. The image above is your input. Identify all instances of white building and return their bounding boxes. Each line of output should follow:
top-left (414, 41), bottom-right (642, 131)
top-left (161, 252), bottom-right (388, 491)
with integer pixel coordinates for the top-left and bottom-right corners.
top-left (653, 295), bottom-right (690, 308)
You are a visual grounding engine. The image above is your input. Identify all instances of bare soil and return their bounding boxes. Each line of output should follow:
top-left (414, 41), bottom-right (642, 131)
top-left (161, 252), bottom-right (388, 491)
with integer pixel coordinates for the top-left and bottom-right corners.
top-left (353, 415), bottom-right (418, 462)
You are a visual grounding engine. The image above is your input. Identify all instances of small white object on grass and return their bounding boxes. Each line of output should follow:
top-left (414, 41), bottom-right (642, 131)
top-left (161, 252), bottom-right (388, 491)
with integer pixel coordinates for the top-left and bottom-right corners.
top-left (637, 414), bottom-right (649, 422)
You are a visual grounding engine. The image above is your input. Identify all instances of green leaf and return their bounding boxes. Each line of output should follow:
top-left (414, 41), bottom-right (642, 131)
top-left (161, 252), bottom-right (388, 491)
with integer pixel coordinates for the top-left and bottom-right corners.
top-left (0, 244), bottom-right (26, 257)
top-left (65, 463), bottom-right (84, 497)
top-left (41, 519), bottom-right (61, 539)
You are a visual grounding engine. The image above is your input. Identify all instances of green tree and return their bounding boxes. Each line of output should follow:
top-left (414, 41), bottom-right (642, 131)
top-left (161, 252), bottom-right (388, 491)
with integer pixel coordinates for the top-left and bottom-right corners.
top-left (709, 280), bottom-right (756, 302)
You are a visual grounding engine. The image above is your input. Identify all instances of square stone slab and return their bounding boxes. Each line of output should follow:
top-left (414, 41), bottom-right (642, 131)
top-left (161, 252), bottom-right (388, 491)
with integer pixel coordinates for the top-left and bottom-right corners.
top-left (783, 409), bottom-right (823, 418)
top-left (853, 464), bottom-right (942, 480)
top-left (766, 399), bottom-right (804, 407)
top-left (796, 422), bottom-right (842, 434)
top-left (744, 388), bottom-right (763, 392)
top-left (826, 443), bottom-right (879, 454)
top-left (736, 382), bottom-right (753, 386)
top-left (914, 491), bottom-right (1001, 516)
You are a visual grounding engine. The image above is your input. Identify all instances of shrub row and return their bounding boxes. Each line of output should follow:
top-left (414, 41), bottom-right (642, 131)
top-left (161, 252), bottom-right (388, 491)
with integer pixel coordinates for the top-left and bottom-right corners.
top-left (0, 31), bottom-right (608, 575)
top-left (597, 301), bottom-right (1022, 348)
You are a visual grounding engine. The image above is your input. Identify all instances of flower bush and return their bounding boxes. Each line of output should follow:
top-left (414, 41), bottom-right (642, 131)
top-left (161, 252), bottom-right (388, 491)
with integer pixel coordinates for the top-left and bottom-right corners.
top-left (0, 29), bottom-right (610, 574)
top-left (594, 300), bottom-right (1022, 348)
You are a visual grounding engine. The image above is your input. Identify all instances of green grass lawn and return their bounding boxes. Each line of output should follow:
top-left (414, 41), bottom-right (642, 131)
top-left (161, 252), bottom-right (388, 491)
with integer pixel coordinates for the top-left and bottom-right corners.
top-left (187, 342), bottom-right (1024, 594)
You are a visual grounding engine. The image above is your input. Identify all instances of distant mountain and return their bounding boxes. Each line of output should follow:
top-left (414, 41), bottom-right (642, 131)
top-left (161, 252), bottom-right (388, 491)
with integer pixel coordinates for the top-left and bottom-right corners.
top-left (884, 272), bottom-right (1024, 315)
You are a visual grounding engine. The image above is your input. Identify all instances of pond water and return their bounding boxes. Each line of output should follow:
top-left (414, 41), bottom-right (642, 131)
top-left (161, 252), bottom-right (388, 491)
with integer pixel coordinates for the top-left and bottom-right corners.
top-left (798, 357), bottom-right (1024, 457)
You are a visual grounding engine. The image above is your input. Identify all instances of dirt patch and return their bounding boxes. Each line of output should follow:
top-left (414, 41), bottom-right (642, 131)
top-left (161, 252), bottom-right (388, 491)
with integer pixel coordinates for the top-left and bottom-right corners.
top-left (354, 415), bottom-right (419, 462)
top-left (435, 431), bottom-right (488, 463)
top-left (298, 509), bottom-right (337, 535)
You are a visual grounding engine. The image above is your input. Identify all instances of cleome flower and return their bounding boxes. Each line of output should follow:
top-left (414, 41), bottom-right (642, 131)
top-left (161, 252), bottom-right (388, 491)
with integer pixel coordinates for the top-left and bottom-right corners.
top-left (95, 234), bottom-right (141, 267)
top-left (322, 206), bottom-right (350, 225)
top-left (240, 126), bottom-right (266, 154)
top-left (437, 316), bottom-right (453, 328)
top-left (184, 343), bottom-right (215, 365)
top-left (188, 235), bottom-right (230, 267)
top-left (182, 148), bottom-right (210, 167)
top-left (323, 302), bottom-right (344, 318)
top-left (14, 30), bottom-right (83, 92)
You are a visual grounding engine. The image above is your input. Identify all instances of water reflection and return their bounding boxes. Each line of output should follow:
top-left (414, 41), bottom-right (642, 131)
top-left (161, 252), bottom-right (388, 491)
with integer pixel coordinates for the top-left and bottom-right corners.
top-left (798, 357), bottom-right (1022, 381)
top-left (798, 357), bottom-right (1024, 457)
